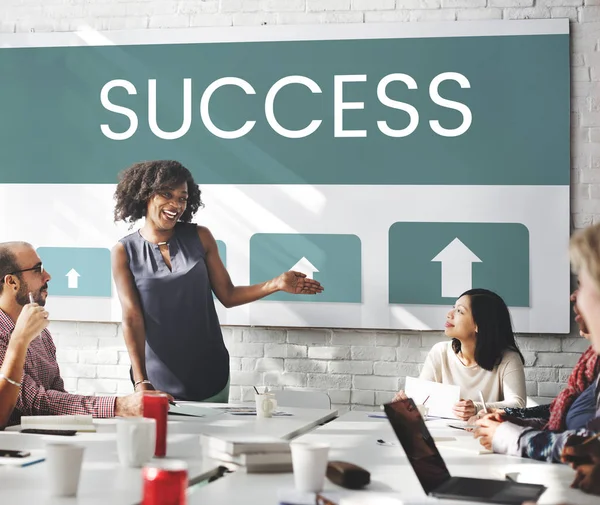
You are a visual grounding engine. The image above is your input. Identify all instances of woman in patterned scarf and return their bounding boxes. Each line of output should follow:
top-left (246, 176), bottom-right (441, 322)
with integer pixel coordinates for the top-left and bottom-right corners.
top-left (476, 223), bottom-right (600, 497)
top-left (479, 284), bottom-right (600, 432)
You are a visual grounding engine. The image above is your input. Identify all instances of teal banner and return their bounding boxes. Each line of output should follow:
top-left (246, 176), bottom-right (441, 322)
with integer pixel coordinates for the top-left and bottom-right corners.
top-left (0, 34), bottom-right (568, 185)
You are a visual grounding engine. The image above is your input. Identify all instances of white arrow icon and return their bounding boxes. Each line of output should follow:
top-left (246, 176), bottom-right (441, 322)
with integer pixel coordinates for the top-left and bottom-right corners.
top-left (289, 257), bottom-right (319, 280)
top-left (66, 268), bottom-right (80, 289)
top-left (431, 238), bottom-right (481, 298)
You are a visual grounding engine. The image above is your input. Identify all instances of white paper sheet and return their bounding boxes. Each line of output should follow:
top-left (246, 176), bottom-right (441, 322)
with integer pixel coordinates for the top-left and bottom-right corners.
top-left (404, 377), bottom-right (460, 419)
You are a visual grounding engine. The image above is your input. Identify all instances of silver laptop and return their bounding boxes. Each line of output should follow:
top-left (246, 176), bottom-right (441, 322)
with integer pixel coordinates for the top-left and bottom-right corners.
top-left (383, 399), bottom-right (546, 504)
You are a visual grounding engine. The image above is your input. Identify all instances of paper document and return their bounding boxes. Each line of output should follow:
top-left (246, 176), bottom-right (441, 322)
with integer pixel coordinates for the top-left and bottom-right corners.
top-left (436, 437), bottom-right (492, 455)
top-left (404, 377), bottom-right (460, 419)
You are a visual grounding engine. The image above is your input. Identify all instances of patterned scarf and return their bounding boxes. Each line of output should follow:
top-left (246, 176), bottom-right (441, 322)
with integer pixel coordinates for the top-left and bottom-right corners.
top-left (545, 345), bottom-right (600, 431)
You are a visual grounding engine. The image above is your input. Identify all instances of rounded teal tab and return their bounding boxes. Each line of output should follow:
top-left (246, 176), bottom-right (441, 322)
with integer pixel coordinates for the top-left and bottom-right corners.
top-left (250, 233), bottom-right (361, 303)
top-left (37, 247), bottom-right (112, 298)
top-left (389, 223), bottom-right (530, 307)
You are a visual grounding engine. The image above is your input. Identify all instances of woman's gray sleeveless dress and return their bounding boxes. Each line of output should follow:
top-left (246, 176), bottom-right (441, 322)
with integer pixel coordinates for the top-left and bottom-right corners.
top-left (120, 222), bottom-right (229, 401)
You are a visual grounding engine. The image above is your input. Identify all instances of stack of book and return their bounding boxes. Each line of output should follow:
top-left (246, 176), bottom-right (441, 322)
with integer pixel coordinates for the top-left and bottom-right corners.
top-left (200, 434), bottom-right (292, 473)
top-left (20, 414), bottom-right (96, 432)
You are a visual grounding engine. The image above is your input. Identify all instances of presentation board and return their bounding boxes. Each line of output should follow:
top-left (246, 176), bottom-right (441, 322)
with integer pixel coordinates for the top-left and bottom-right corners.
top-left (0, 20), bottom-right (570, 332)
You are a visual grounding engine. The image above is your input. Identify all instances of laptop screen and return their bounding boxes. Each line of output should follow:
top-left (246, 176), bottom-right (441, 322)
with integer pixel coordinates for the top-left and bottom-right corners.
top-left (383, 399), bottom-right (452, 494)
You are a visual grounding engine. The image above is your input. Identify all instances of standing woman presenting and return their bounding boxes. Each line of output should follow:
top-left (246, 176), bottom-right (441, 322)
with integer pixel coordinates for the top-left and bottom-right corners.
top-left (112, 160), bottom-right (323, 402)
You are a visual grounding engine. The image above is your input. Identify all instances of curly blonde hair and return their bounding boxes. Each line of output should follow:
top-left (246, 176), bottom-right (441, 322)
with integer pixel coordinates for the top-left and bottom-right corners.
top-left (570, 223), bottom-right (600, 292)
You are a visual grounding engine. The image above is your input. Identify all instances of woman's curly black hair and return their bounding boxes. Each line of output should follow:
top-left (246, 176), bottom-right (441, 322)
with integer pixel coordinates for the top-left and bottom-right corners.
top-left (113, 160), bottom-right (203, 225)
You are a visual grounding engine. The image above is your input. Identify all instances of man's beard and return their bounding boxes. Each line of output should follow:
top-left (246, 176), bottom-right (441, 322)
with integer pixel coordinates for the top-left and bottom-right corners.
top-left (16, 283), bottom-right (47, 307)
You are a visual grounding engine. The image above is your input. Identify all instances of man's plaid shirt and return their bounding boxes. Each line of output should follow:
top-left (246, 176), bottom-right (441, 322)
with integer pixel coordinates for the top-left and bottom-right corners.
top-left (0, 309), bottom-right (115, 426)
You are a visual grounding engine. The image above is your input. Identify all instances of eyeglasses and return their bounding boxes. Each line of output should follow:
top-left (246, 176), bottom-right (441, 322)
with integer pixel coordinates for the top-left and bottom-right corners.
top-left (0, 263), bottom-right (44, 283)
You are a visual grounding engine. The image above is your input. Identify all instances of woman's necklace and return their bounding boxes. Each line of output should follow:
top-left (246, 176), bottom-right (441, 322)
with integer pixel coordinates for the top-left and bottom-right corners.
top-left (140, 227), bottom-right (171, 246)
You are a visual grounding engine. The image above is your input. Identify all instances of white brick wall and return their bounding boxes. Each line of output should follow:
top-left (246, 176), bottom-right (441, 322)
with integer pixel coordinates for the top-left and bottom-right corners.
top-left (3, 0), bottom-right (596, 411)
top-left (48, 322), bottom-right (585, 411)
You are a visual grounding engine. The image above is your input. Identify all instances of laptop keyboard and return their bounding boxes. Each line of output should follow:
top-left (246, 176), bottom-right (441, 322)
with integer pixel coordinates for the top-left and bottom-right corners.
top-left (440, 477), bottom-right (509, 497)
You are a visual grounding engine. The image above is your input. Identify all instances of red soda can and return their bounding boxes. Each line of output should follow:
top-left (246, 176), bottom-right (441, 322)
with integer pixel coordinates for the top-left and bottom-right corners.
top-left (143, 392), bottom-right (169, 457)
top-left (141, 460), bottom-right (188, 505)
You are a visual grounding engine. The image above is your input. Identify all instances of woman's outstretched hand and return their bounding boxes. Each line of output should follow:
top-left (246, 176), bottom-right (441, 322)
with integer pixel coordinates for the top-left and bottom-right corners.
top-left (277, 271), bottom-right (324, 295)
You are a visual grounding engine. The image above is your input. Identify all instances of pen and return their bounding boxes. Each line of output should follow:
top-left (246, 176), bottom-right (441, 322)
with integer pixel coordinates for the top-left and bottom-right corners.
top-left (448, 423), bottom-right (469, 431)
top-left (22, 458), bottom-right (45, 468)
top-left (169, 400), bottom-right (179, 407)
top-left (478, 391), bottom-right (488, 414)
top-left (581, 432), bottom-right (600, 445)
top-left (28, 292), bottom-right (34, 304)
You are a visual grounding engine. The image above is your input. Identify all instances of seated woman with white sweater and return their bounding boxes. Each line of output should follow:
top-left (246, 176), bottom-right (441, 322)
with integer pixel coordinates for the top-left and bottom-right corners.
top-left (395, 288), bottom-right (526, 420)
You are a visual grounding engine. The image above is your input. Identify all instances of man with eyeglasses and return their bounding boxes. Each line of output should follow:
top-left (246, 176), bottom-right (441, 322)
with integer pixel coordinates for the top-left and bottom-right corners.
top-left (0, 241), bottom-right (163, 426)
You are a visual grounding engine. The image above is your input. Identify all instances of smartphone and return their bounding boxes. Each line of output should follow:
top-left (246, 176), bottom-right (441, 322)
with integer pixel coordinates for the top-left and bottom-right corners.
top-left (0, 449), bottom-right (31, 458)
top-left (21, 429), bottom-right (77, 436)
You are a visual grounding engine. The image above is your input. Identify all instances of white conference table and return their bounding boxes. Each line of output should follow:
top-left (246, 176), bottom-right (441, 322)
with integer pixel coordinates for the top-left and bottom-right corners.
top-left (187, 411), bottom-right (599, 505)
top-left (163, 402), bottom-right (339, 439)
top-left (0, 403), bottom-right (338, 505)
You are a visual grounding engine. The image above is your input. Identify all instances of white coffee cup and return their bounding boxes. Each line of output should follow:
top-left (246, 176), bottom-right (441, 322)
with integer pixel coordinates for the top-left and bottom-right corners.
top-left (45, 443), bottom-right (85, 497)
top-left (255, 393), bottom-right (277, 418)
top-left (116, 417), bottom-right (156, 467)
top-left (290, 442), bottom-right (330, 492)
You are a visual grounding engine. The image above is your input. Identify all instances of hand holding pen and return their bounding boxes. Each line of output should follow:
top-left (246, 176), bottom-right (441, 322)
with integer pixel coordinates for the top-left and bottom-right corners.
top-left (12, 292), bottom-right (50, 345)
top-left (562, 432), bottom-right (600, 467)
top-left (563, 433), bottom-right (600, 496)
